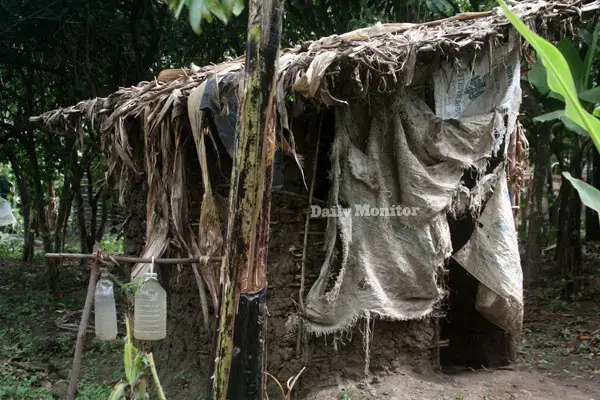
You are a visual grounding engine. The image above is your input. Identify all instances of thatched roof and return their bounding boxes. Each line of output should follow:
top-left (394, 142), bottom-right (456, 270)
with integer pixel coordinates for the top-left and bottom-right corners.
top-left (31, 0), bottom-right (599, 136)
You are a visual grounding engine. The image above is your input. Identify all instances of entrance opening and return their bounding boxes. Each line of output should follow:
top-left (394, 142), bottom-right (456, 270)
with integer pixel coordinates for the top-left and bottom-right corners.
top-left (440, 215), bottom-right (515, 370)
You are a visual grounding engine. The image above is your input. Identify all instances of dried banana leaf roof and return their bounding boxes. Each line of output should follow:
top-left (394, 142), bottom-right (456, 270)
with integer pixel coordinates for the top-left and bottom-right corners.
top-left (31, 0), bottom-right (599, 136)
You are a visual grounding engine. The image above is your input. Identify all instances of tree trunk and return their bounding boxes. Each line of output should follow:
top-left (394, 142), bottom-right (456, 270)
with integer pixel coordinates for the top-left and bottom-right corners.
top-left (74, 176), bottom-right (90, 254)
top-left (394, 0), bottom-right (406, 22)
top-left (6, 144), bottom-right (33, 262)
top-left (524, 125), bottom-right (551, 283)
top-left (95, 187), bottom-right (109, 241)
top-left (556, 139), bottom-right (583, 276)
top-left (54, 140), bottom-right (79, 253)
top-left (567, 144), bottom-right (583, 275)
top-left (586, 151), bottom-right (600, 241)
top-left (19, 133), bottom-right (57, 290)
top-left (555, 173), bottom-right (570, 268)
top-left (87, 166), bottom-right (98, 250)
top-left (547, 163), bottom-right (557, 242)
top-left (210, 1), bottom-right (283, 399)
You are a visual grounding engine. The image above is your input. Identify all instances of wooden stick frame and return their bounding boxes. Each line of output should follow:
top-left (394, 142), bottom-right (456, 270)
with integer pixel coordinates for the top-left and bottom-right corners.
top-left (45, 253), bottom-right (222, 264)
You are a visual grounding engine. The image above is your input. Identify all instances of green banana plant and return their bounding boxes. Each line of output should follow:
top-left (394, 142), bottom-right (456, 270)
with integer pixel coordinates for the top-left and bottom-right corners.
top-left (108, 317), bottom-right (167, 400)
top-left (499, 0), bottom-right (600, 222)
top-left (527, 25), bottom-right (600, 136)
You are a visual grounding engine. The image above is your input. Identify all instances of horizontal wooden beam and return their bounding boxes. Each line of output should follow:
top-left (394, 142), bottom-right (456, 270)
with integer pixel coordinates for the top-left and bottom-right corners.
top-left (44, 253), bottom-right (222, 264)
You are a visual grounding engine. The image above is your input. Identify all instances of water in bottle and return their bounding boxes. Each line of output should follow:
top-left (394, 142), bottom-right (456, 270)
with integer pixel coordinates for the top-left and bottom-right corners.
top-left (134, 272), bottom-right (167, 340)
top-left (94, 275), bottom-right (118, 340)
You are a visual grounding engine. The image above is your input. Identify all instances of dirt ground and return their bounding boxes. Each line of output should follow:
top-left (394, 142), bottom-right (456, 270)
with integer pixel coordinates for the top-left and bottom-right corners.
top-left (307, 290), bottom-right (600, 400)
top-left (310, 368), bottom-right (599, 399)
top-left (0, 241), bottom-right (599, 399)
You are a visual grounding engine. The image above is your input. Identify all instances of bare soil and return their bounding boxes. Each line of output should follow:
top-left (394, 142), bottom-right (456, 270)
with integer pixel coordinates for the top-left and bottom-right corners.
top-left (310, 368), bottom-right (599, 399)
top-left (306, 290), bottom-right (600, 400)
top-left (307, 245), bottom-right (600, 400)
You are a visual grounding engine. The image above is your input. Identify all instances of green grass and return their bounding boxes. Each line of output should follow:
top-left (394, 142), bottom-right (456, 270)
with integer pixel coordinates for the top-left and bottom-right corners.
top-left (0, 232), bottom-right (26, 259)
top-left (76, 383), bottom-right (113, 399)
top-left (0, 232), bottom-right (124, 260)
top-left (0, 375), bottom-right (54, 400)
top-left (100, 234), bottom-right (124, 255)
top-left (548, 299), bottom-right (568, 312)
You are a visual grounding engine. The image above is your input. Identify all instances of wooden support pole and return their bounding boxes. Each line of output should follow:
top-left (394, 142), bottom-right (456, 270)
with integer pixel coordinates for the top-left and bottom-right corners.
top-left (66, 254), bottom-right (99, 400)
top-left (297, 113), bottom-right (323, 357)
top-left (210, 1), bottom-right (284, 399)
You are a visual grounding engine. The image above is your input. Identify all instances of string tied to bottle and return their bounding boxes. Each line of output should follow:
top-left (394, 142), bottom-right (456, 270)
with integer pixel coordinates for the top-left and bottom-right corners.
top-left (146, 256), bottom-right (157, 281)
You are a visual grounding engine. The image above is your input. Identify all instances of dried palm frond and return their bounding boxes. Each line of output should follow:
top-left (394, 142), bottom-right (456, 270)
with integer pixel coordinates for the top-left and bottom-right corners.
top-left (197, 126), bottom-right (224, 257)
top-left (169, 123), bottom-right (210, 329)
top-left (507, 121), bottom-right (529, 225)
top-left (131, 108), bottom-right (172, 279)
top-left (188, 83), bottom-right (223, 311)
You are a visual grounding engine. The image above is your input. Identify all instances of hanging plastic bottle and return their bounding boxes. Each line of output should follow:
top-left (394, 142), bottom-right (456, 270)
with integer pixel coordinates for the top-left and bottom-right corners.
top-left (94, 274), bottom-right (118, 341)
top-left (134, 258), bottom-right (167, 340)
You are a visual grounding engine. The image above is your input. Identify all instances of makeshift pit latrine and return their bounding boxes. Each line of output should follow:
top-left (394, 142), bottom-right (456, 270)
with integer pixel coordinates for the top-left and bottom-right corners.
top-left (307, 30), bottom-right (523, 335)
top-left (32, 0), bottom-right (597, 382)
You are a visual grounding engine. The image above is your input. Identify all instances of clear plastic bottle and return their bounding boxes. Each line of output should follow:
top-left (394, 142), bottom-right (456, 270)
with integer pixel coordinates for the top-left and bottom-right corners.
top-left (94, 275), bottom-right (118, 341)
top-left (134, 272), bottom-right (167, 340)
